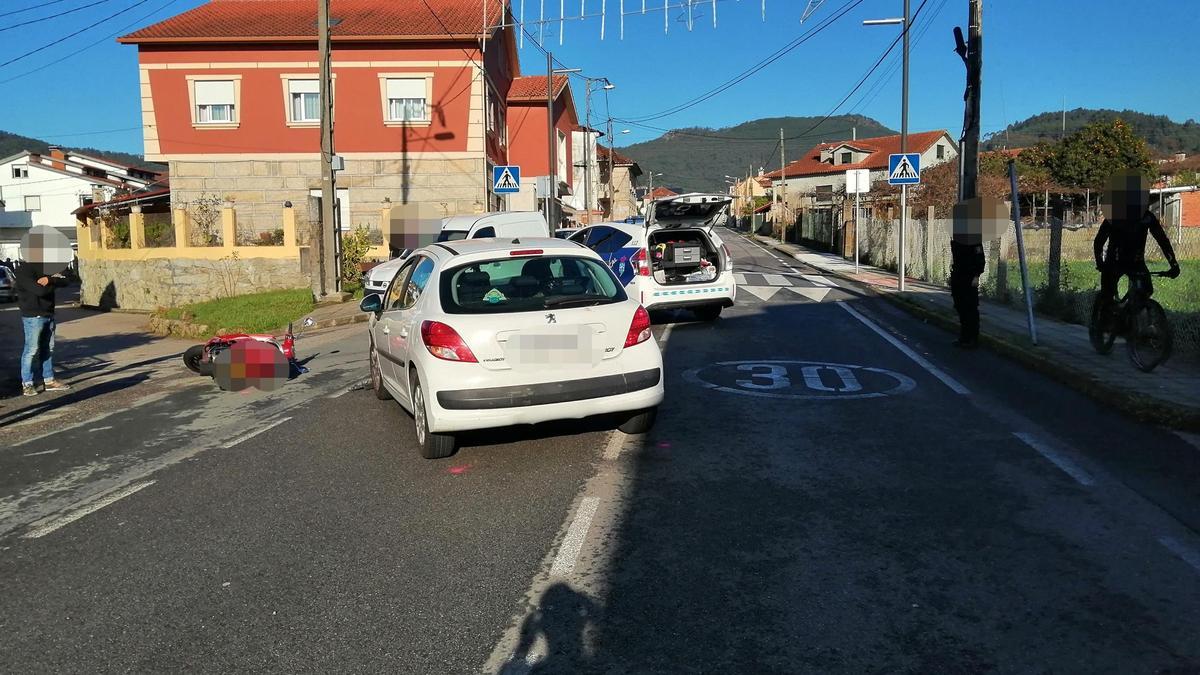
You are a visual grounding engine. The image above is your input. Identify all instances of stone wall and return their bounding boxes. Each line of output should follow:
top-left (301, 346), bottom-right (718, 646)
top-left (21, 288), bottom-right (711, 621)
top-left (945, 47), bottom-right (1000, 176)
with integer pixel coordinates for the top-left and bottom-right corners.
top-left (169, 157), bottom-right (491, 236)
top-left (80, 255), bottom-right (309, 311)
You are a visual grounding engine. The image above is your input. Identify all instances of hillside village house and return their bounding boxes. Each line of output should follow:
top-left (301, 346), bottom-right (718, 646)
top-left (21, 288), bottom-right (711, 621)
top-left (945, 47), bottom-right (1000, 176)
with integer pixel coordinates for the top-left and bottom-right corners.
top-left (640, 185), bottom-right (678, 215)
top-left (764, 130), bottom-right (958, 216)
top-left (116, 0), bottom-right (520, 240)
top-left (504, 74), bottom-right (577, 228)
top-left (0, 148), bottom-right (161, 259)
top-left (596, 144), bottom-right (642, 221)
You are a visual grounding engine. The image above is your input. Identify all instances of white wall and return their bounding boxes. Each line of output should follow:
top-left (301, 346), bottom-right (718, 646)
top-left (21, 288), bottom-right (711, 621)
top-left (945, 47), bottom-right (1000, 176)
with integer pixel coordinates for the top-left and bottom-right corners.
top-left (0, 158), bottom-right (114, 238)
top-left (565, 129), bottom-right (601, 215)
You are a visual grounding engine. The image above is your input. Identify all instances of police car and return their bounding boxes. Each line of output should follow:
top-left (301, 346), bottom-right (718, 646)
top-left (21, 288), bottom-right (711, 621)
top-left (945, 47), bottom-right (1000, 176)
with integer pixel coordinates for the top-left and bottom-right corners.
top-left (569, 194), bottom-right (735, 320)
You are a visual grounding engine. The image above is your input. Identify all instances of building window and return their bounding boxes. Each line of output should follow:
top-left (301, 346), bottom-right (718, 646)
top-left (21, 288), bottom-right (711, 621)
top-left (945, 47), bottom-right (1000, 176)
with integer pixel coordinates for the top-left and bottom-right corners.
top-left (24, 195), bottom-right (41, 212)
top-left (289, 79), bottom-right (320, 123)
top-left (841, 152), bottom-right (853, 164)
top-left (187, 76), bottom-right (241, 128)
top-left (557, 130), bottom-right (568, 181)
top-left (384, 78), bottom-right (429, 122)
top-left (816, 185), bottom-right (833, 201)
top-left (936, 144), bottom-right (945, 159)
top-left (12, 166), bottom-right (28, 179)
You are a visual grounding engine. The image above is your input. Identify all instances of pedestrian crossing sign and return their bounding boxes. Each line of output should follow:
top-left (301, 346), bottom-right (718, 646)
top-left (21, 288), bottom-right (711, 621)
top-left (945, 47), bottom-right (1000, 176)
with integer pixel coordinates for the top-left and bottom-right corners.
top-left (888, 153), bottom-right (921, 185)
top-left (492, 165), bottom-right (521, 194)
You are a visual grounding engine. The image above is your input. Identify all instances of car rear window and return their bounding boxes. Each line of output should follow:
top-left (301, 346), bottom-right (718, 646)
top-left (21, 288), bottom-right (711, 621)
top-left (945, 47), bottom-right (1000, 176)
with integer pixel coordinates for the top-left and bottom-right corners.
top-left (440, 255), bottom-right (627, 314)
top-left (437, 230), bottom-right (469, 242)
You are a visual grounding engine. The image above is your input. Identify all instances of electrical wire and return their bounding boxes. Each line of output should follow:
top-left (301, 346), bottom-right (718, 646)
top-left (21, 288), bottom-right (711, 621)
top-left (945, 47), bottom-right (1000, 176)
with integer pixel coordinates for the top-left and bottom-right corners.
top-left (0, 0), bottom-right (117, 33)
top-left (0, 0), bottom-right (154, 69)
top-left (0, 0), bottom-right (75, 19)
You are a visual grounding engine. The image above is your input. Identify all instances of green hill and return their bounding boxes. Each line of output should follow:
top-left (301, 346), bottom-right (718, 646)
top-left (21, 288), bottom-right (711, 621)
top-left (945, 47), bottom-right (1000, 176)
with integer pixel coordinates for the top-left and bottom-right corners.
top-left (617, 115), bottom-right (895, 193)
top-left (0, 129), bottom-right (160, 171)
top-left (983, 109), bottom-right (1200, 156)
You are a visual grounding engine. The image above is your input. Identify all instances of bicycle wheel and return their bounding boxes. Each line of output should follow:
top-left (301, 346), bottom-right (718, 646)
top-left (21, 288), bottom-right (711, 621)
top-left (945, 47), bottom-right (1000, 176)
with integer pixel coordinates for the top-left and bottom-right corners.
top-left (1089, 297), bottom-right (1117, 355)
top-left (1126, 299), bottom-right (1173, 373)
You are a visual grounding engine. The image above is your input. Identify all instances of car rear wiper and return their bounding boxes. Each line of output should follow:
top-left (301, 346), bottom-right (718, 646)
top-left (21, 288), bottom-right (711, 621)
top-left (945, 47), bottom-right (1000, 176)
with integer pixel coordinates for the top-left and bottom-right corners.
top-left (543, 296), bottom-right (609, 309)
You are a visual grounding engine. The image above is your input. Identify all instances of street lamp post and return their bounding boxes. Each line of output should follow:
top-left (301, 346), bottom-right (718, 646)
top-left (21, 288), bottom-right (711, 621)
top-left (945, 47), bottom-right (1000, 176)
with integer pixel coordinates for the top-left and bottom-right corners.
top-left (864, 0), bottom-right (910, 292)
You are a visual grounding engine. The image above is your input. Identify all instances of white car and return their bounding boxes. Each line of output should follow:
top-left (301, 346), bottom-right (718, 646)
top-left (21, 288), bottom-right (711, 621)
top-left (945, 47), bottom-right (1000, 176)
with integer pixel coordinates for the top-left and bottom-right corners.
top-left (362, 211), bottom-right (549, 296)
top-left (359, 237), bottom-right (664, 459)
top-left (569, 193), bottom-right (736, 320)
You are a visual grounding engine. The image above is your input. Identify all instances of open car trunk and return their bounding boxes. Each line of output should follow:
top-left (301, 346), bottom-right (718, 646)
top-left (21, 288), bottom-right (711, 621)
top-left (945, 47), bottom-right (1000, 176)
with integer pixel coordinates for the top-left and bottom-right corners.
top-left (648, 229), bottom-right (721, 285)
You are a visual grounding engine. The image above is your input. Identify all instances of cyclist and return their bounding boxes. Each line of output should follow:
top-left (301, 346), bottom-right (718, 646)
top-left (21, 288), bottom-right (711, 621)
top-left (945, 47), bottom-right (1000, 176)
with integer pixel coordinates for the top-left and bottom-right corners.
top-left (1092, 172), bottom-right (1180, 307)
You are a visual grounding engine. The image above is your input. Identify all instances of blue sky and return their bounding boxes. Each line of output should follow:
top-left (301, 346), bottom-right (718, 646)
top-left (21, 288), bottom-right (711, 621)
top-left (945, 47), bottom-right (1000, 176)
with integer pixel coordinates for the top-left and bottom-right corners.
top-left (0, 0), bottom-right (1195, 156)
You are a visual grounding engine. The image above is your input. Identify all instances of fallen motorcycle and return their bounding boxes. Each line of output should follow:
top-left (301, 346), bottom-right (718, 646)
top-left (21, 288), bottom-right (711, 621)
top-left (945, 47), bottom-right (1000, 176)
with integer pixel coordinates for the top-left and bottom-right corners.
top-left (183, 317), bottom-right (315, 377)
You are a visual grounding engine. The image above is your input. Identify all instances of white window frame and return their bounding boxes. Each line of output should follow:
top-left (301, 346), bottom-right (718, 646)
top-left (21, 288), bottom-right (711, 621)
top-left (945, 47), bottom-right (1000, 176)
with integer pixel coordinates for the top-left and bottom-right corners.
top-left (936, 143), bottom-right (945, 160)
top-left (279, 74), bottom-right (335, 127)
top-left (557, 129), bottom-right (568, 182)
top-left (12, 165), bottom-right (28, 179)
top-left (186, 75), bottom-right (242, 129)
top-left (378, 73), bottom-right (433, 127)
top-left (24, 195), bottom-right (41, 212)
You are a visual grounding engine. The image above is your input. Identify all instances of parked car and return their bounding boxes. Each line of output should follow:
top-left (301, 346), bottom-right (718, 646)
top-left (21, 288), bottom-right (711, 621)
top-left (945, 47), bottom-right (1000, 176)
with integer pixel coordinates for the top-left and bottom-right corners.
top-left (363, 211), bottom-right (550, 296)
top-left (0, 266), bottom-right (15, 302)
top-left (570, 193), bottom-right (736, 320)
top-left (360, 237), bottom-right (664, 459)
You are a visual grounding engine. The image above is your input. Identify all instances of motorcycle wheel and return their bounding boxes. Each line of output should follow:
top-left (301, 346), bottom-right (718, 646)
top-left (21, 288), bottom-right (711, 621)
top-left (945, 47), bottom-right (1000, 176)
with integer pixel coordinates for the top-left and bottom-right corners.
top-left (183, 345), bottom-right (213, 376)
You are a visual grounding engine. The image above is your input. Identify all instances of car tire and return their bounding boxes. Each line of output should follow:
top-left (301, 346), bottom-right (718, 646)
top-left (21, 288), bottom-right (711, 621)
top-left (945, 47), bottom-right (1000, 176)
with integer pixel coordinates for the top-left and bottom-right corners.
top-left (411, 373), bottom-right (457, 459)
top-left (619, 407), bottom-right (658, 434)
top-left (369, 342), bottom-right (392, 400)
top-left (693, 305), bottom-right (723, 321)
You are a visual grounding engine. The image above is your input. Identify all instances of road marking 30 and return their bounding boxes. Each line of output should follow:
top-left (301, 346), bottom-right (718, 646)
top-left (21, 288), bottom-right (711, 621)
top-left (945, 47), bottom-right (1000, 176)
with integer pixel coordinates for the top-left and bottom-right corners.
top-left (549, 497), bottom-right (601, 577)
top-left (23, 480), bottom-right (156, 539)
top-left (837, 301), bottom-right (970, 395)
top-left (1013, 432), bottom-right (1095, 486)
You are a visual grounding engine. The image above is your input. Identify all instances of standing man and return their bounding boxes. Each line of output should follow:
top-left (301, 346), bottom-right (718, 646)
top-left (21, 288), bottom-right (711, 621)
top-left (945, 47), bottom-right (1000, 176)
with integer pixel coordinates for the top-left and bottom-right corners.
top-left (15, 259), bottom-right (71, 396)
top-left (949, 198), bottom-right (998, 349)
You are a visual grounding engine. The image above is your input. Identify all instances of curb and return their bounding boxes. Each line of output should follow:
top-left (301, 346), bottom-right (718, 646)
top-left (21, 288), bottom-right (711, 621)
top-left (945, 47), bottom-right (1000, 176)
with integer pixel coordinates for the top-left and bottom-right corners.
top-left (751, 235), bottom-right (1200, 432)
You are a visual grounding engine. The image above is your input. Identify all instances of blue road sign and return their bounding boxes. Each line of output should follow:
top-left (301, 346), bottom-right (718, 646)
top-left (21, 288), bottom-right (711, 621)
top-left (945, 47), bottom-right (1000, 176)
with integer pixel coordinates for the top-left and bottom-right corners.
top-left (492, 165), bottom-right (521, 194)
top-left (887, 153), bottom-right (921, 185)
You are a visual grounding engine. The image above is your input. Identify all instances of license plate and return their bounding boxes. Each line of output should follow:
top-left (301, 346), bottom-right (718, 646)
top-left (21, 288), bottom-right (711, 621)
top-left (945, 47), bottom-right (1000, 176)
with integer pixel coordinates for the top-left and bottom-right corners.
top-left (507, 327), bottom-right (595, 365)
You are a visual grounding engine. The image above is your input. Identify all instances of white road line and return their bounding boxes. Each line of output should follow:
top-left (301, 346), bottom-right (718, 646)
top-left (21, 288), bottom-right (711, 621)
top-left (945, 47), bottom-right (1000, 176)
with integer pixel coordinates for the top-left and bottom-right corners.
top-left (23, 448), bottom-right (59, 457)
top-left (733, 272), bottom-right (748, 285)
top-left (658, 323), bottom-right (674, 350)
top-left (1013, 432), bottom-right (1095, 486)
top-left (22, 480), bottom-right (156, 539)
top-left (1159, 536), bottom-right (1200, 574)
top-left (87, 426), bottom-right (113, 433)
top-left (742, 286), bottom-right (780, 302)
top-left (328, 388), bottom-right (351, 399)
top-left (764, 274), bottom-right (789, 286)
top-left (1176, 431), bottom-right (1200, 452)
top-left (222, 416), bottom-right (292, 448)
top-left (549, 497), bottom-right (601, 577)
top-left (837, 301), bottom-right (970, 395)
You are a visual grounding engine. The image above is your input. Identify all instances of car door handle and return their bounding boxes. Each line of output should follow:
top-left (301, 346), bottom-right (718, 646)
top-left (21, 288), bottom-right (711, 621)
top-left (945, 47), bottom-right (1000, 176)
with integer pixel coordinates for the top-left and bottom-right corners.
top-left (399, 327), bottom-right (409, 338)
top-left (382, 326), bottom-right (390, 335)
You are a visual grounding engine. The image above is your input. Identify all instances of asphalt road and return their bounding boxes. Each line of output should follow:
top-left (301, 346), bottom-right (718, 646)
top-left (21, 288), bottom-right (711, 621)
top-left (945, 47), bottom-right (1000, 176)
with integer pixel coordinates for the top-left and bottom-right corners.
top-left (2, 229), bottom-right (1199, 673)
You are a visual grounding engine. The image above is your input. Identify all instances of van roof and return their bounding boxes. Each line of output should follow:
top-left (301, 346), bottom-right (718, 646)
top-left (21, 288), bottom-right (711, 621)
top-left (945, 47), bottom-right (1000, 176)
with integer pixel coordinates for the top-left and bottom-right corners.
top-left (440, 211), bottom-right (548, 231)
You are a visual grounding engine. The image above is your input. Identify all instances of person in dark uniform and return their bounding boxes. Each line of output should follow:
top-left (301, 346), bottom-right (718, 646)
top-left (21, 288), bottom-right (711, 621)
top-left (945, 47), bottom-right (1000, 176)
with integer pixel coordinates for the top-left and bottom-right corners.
top-left (949, 199), bottom-right (989, 348)
top-left (1093, 172), bottom-right (1180, 305)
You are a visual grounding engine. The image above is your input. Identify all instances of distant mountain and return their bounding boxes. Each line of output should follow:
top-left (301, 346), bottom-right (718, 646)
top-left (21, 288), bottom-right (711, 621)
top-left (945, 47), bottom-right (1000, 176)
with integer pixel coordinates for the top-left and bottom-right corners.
top-left (617, 115), bottom-right (896, 193)
top-left (983, 109), bottom-right (1200, 156)
top-left (0, 130), bottom-right (161, 171)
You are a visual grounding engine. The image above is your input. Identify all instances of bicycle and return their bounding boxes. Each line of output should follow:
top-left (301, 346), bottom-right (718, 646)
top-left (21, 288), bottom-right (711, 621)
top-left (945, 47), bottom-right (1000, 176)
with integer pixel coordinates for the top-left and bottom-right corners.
top-left (1088, 270), bottom-right (1174, 373)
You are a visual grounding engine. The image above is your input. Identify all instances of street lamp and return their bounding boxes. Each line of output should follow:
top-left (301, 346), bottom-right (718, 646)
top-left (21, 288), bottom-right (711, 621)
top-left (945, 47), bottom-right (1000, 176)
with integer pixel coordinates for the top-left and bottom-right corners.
top-left (864, 2), bottom-right (910, 291)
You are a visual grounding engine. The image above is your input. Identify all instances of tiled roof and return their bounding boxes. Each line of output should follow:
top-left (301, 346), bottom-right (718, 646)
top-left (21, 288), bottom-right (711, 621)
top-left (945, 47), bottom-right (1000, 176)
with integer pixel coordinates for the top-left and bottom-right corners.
top-left (597, 144), bottom-right (635, 166)
top-left (648, 186), bottom-right (678, 199)
top-left (762, 130), bottom-right (951, 180)
top-left (507, 75), bottom-right (569, 102)
top-left (119, 0), bottom-right (507, 43)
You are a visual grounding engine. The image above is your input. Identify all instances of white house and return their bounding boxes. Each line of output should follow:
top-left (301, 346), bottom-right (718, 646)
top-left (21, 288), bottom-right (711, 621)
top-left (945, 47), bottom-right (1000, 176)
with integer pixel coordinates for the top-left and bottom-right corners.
top-left (0, 147), bottom-right (161, 259)
top-left (564, 126), bottom-right (604, 226)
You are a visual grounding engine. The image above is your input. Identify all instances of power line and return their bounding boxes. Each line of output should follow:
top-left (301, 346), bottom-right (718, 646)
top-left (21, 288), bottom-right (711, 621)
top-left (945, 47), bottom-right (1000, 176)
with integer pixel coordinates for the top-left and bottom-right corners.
top-left (1, 0), bottom-right (185, 84)
top-left (0, 0), bottom-right (154, 69)
top-left (0, 0), bottom-right (75, 19)
top-left (18, 126), bottom-right (143, 138)
top-left (0, 0), bottom-right (117, 33)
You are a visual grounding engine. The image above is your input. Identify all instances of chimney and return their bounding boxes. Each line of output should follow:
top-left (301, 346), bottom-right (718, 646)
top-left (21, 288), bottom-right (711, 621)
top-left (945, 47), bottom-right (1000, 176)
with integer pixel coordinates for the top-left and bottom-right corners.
top-left (48, 145), bottom-right (66, 171)
top-left (1175, 152), bottom-right (1187, 162)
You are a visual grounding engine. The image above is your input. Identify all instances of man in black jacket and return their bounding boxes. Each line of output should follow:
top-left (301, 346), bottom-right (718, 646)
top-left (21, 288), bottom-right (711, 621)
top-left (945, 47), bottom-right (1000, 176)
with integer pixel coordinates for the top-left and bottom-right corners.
top-left (15, 261), bottom-right (71, 396)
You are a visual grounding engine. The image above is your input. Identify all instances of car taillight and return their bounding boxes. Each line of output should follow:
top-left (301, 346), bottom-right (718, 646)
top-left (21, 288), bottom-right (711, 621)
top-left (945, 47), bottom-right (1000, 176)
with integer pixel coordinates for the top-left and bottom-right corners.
top-left (632, 248), bottom-right (651, 276)
top-left (625, 306), bottom-right (652, 348)
top-left (421, 321), bottom-right (478, 362)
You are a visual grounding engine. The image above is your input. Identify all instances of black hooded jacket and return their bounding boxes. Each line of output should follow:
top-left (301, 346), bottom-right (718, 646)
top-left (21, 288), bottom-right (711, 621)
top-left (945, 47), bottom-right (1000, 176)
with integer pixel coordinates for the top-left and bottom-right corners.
top-left (14, 262), bottom-right (66, 318)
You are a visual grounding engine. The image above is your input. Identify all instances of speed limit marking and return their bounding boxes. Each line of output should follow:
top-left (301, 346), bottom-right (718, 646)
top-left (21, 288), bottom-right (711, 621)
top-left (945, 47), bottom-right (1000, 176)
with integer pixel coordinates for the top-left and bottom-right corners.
top-left (682, 360), bottom-right (916, 400)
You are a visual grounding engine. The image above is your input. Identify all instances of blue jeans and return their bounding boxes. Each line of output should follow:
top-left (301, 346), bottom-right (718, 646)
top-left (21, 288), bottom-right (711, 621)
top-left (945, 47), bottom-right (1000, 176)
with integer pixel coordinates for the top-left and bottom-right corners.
top-left (21, 316), bottom-right (56, 386)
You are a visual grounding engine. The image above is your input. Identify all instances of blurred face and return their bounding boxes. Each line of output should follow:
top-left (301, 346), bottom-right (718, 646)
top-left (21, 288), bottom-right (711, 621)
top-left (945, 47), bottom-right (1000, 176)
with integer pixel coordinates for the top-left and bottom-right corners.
top-left (1101, 172), bottom-right (1149, 222)
top-left (952, 196), bottom-right (1008, 245)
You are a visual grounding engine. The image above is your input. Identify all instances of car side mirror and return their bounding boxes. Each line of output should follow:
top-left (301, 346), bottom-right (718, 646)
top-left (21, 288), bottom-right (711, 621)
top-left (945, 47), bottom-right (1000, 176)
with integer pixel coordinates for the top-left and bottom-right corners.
top-left (360, 293), bottom-right (383, 314)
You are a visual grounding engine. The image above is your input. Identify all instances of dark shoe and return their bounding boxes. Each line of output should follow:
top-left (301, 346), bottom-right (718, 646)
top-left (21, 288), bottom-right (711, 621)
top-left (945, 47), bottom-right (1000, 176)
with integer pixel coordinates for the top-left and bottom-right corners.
top-left (22, 384), bottom-right (38, 397)
top-left (953, 338), bottom-right (979, 349)
top-left (44, 380), bottom-right (70, 391)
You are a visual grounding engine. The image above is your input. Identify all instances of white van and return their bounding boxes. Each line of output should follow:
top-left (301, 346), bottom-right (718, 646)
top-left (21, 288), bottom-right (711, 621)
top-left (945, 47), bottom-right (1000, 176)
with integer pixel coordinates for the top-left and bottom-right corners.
top-left (363, 211), bottom-right (549, 295)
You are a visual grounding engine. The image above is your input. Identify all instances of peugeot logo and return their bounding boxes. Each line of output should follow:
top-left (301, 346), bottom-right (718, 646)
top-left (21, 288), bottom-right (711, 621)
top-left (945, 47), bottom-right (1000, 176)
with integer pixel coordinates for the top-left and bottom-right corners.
top-left (545, 313), bottom-right (557, 324)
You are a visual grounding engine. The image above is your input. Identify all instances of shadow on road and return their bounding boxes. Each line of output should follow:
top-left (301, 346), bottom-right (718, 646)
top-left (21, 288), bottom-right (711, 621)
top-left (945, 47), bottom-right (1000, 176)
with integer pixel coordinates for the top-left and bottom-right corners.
top-left (0, 372), bottom-right (151, 426)
top-left (500, 583), bottom-right (601, 675)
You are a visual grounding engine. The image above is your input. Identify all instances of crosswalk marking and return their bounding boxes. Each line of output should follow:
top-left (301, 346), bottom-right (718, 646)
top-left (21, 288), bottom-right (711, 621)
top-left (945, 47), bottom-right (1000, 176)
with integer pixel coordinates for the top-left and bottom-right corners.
top-left (741, 286), bottom-right (781, 301)
top-left (764, 274), bottom-right (789, 286)
top-left (801, 274), bottom-right (836, 288)
top-left (733, 272), bottom-right (748, 286)
top-left (789, 287), bottom-right (830, 303)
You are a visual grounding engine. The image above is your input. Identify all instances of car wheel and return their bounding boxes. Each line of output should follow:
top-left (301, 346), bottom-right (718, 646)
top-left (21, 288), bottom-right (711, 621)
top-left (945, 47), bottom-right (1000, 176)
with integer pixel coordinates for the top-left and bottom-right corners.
top-left (369, 342), bottom-right (392, 400)
top-left (619, 407), bottom-right (658, 434)
top-left (411, 373), bottom-right (457, 459)
top-left (693, 305), bottom-right (722, 321)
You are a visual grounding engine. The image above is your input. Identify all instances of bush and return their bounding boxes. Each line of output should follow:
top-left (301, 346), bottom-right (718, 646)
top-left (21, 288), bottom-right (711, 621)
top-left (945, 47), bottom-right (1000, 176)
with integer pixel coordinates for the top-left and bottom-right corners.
top-left (340, 225), bottom-right (373, 284)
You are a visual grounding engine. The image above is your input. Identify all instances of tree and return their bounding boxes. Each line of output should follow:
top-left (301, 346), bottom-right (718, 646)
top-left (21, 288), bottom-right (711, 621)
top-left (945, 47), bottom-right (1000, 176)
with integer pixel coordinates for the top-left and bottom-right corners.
top-left (1051, 118), bottom-right (1152, 190)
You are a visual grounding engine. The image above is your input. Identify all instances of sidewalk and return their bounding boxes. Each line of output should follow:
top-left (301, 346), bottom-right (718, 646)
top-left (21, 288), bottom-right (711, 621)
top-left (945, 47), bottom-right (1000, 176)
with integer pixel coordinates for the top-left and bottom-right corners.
top-left (751, 234), bottom-right (1200, 431)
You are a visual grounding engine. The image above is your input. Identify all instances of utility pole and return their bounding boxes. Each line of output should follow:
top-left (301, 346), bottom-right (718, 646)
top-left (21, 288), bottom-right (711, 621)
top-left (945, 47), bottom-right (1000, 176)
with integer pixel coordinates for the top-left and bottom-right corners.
top-left (955, 0), bottom-right (982, 201)
top-left (583, 83), bottom-right (592, 223)
top-left (898, 0), bottom-right (910, 291)
top-left (546, 50), bottom-right (556, 229)
top-left (316, 0), bottom-right (338, 297)
top-left (607, 115), bottom-right (615, 216)
top-left (779, 127), bottom-right (787, 242)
